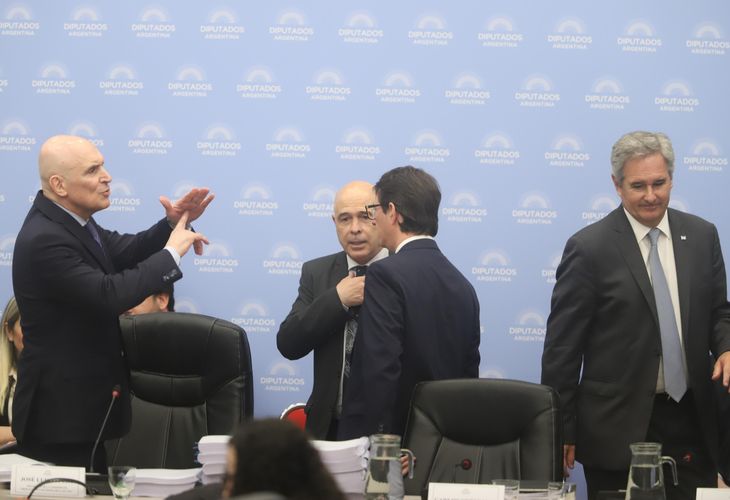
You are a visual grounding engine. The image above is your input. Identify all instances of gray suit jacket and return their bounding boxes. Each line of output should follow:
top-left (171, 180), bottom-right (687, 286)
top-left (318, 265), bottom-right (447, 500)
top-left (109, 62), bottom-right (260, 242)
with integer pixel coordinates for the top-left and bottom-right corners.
top-left (277, 251), bottom-right (350, 439)
top-left (541, 207), bottom-right (730, 469)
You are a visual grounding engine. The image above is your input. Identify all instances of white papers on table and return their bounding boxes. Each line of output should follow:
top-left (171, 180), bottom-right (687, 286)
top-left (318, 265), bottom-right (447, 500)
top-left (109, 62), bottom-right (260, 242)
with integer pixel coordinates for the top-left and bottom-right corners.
top-left (133, 468), bottom-right (201, 497)
top-left (196, 435), bottom-right (230, 485)
top-left (312, 437), bottom-right (369, 494)
top-left (696, 489), bottom-right (730, 500)
top-left (0, 453), bottom-right (45, 482)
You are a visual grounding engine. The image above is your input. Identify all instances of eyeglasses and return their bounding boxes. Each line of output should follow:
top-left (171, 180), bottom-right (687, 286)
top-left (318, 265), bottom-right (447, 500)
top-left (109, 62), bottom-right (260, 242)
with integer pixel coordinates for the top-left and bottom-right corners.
top-left (364, 204), bottom-right (381, 220)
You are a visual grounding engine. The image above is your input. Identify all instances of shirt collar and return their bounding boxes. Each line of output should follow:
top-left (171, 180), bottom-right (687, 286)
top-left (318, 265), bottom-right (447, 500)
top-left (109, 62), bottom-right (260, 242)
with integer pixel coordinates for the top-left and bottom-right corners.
top-left (51, 200), bottom-right (89, 226)
top-left (346, 247), bottom-right (388, 270)
top-left (395, 235), bottom-right (434, 254)
top-left (623, 207), bottom-right (671, 242)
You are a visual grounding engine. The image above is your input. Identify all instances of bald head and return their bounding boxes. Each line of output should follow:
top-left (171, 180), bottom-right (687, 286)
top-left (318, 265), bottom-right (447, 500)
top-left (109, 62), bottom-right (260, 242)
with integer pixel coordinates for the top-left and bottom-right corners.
top-left (38, 134), bottom-right (111, 219)
top-left (332, 180), bottom-right (382, 264)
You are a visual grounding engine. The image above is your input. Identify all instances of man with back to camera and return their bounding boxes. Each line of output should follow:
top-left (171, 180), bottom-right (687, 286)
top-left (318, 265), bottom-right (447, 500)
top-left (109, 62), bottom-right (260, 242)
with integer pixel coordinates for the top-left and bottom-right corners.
top-left (541, 131), bottom-right (730, 499)
top-left (12, 134), bottom-right (213, 470)
top-left (338, 166), bottom-right (481, 439)
top-left (125, 283), bottom-right (175, 315)
top-left (277, 180), bottom-right (388, 439)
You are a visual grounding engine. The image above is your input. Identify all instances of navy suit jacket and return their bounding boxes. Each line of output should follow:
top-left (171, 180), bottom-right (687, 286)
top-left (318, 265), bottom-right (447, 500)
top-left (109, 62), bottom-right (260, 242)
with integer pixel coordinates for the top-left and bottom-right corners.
top-left (276, 251), bottom-right (351, 439)
top-left (541, 207), bottom-right (730, 469)
top-left (12, 191), bottom-right (182, 445)
top-left (338, 239), bottom-right (481, 438)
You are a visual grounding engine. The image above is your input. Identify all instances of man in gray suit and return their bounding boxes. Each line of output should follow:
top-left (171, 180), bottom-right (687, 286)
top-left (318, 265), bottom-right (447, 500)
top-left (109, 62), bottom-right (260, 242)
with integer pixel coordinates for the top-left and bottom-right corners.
top-left (277, 180), bottom-right (387, 439)
top-left (541, 131), bottom-right (730, 499)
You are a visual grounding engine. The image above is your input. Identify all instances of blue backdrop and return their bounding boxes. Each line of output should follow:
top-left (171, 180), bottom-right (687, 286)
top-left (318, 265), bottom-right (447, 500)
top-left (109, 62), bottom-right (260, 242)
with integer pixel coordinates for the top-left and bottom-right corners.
top-left (1, 1), bottom-right (729, 491)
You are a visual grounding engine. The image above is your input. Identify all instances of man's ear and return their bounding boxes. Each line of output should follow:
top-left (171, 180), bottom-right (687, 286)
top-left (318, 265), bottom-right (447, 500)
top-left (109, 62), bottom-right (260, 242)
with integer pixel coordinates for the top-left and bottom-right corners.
top-left (49, 174), bottom-right (67, 197)
top-left (155, 293), bottom-right (170, 312)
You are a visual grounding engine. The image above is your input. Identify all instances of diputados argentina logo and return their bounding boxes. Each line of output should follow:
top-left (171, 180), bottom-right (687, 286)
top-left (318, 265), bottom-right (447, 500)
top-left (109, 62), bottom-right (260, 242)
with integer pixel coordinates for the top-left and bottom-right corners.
top-left (474, 133), bottom-right (520, 166)
top-left (585, 78), bottom-right (630, 111)
top-left (405, 130), bottom-right (450, 164)
top-left (541, 254), bottom-right (562, 284)
top-left (617, 21), bottom-right (661, 53)
top-left (237, 67), bottom-right (282, 100)
top-left (128, 123), bottom-right (173, 155)
top-left (306, 70), bottom-right (351, 102)
top-left (108, 181), bottom-right (141, 213)
top-left (441, 192), bottom-right (487, 223)
top-left (1, 5), bottom-right (39, 37)
top-left (376, 71), bottom-right (421, 104)
top-left (200, 9), bottom-right (244, 40)
top-left (0, 235), bottom-right (16, 267)
top-left (445, 73), bottom-right (490, 106)
top-left (0, 75), bottom-right (7, 93)
top-left (514, 76), bottom-right (560, 108)
top-left (231, 303), bottom-right (276, 334)
top-left (262, 245), bottom-right (303, 276)
top-left (581, 195), bottom-right (617, 225)
top-left (544, 135), bottom-right (591, 168)
top-left (0, 121), bottom-right (37, 152)
top-left (64, 6), bottom-right (107, 37)
top-left (194, 241), bottom-right (239, 273)
top-left (32, 64), bottom-right (75, 95)
top-left (654, 81), bottom-right (699, 113)
top-left (408, 14), bottom-right (453, 46)
top-left (266, 128), bottom-right (310, 159)
top-left (686, 24), bottom-right (728, 56)
top-left (512, 194), bottom-right (558, 225)
top-left (683, 140), bottom-right (727, 173)
top-left (338, 12), bottom-right (383, 44)
top-left (336, 129), bottom-right (381, 161)
top-left (472, 251), bottom-right (517, 283)
top-left (261, 363), bottom-right (305, 392)
top-left (303, 187), bottom-right (335, 218)
top-left (197, 125), bottom-right (241, 157)
top-left (168, 66), bottom-right (212, 98)
top-left (131, 7), bottom-right (175, 39)
top-left (509, 311), bottom-right (547, 342)
top-left (234, 184), bottom-right (279, 217)
top-left (478, 16), bottom-right (523, 48)
top-left (269, 10), bottom-right (313, 42)
top-left (99, 65), bottom-right (144, 96)
top-left (548, 18), bottom-right (592, 50)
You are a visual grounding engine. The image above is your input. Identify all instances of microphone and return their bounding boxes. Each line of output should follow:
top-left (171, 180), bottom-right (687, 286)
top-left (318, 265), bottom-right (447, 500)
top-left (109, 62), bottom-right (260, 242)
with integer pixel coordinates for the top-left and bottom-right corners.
top-left (452, 458), bottom-right (473, 482)
top-left (89, 384), bottom-right (121, 473)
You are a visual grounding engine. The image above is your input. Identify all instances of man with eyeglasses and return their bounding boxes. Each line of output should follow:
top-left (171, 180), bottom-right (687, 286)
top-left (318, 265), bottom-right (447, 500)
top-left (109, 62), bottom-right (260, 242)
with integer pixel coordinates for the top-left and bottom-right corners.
top-left (277, 180), bottom-right (388, 439)
top-left (338, 166), bottom-right (481, 439)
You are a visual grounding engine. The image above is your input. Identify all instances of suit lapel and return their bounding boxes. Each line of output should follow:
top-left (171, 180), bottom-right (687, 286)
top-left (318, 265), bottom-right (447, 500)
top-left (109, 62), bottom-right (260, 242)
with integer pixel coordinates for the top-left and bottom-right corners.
top-left (34, 191), bottom-right (113, 272)
top-left (329, 252), bottom-right (349, 288)
top-left (668, 209), bottom-right (691, 341)
top-left (611, 208), bottom-right (659, 323)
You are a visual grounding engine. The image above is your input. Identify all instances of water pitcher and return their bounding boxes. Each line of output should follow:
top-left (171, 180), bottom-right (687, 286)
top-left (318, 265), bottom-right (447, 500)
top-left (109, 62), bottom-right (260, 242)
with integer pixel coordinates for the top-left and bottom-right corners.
top-left (625, 442), bottom-right (678, 500)
top-left (365, 434), bottom-right (415, 500)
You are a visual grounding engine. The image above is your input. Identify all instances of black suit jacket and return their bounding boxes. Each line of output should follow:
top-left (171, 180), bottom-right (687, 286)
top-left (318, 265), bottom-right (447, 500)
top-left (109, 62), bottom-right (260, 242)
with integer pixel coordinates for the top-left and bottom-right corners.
top-left (542, 207), bottom-right (730, 469)
top-left (338, 239), bottom-right (481, 438)
top-left (12, 191), bottom-right (182, 444)
top-left (276, 251), bottom-right (351, 439)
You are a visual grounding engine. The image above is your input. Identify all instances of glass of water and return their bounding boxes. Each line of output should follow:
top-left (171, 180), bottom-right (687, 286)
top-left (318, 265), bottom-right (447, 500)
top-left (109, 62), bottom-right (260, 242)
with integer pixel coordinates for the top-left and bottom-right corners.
top-left (108, 466), bottom-right (136, 500)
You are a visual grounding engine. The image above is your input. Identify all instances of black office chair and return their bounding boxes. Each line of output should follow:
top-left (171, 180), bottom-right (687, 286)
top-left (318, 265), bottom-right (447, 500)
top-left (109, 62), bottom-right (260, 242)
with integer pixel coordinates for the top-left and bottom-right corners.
top-left (106, 312), bottom-right (254, 468)
top-left (402, 378), bottom-right (562, 496)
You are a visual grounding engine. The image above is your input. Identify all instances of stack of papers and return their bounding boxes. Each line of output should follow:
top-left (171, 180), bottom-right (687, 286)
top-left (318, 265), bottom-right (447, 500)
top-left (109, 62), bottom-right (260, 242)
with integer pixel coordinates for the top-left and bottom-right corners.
top-left (196, 435), bottom-right (230, 485)
top-left (134, 468), bottom-right (201, 497)
top-left (0, 454), bottom-right (44, 482)
top-left (312, 437), bottom-right (369, 495)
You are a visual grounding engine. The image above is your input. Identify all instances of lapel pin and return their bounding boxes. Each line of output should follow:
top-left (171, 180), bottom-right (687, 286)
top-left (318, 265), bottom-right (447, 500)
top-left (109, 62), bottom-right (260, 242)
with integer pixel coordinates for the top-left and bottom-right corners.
top-left (680, 235), bottom-right (687, 240)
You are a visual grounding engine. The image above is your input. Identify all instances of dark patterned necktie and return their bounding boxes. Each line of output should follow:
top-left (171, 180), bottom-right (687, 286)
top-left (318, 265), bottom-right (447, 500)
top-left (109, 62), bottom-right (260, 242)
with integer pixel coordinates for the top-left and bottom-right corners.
top-left (343, 265), bottom-right (368, 380)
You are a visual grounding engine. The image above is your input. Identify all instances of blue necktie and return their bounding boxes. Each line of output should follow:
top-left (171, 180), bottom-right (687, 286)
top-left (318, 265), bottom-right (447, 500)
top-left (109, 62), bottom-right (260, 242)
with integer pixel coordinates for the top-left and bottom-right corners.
top-left (85, 219), bottom-right (104, 253)
top-left (648, 228), bottom-right (686, 402)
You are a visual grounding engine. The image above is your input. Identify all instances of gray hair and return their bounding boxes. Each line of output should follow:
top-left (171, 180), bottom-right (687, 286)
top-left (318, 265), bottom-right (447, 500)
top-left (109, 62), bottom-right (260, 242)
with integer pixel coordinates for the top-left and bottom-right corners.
top-left (610, 131), bottom-right (674, 182)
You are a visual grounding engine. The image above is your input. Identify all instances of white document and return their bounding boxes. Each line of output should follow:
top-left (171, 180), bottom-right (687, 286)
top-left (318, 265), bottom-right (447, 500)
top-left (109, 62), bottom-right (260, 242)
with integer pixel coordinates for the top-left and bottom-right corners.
top-left (11, 464), bottom-right (86, 498)
top-left (0, 453), bottom-right (45, 482)
top-left (135, 467), bottom-right (201, 484)
top-left (696, 489), bottom-right (730, 500)
top-left (428, 482), bottom-right (505, 500)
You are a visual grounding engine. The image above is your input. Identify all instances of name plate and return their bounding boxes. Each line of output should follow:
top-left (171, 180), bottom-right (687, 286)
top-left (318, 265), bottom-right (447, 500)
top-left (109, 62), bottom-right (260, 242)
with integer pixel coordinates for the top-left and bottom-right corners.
top-left (696, 489), bottom-right (730, 500)
top-left (11, 464), bottom-right (87, 498)
top-left (428, 482), bottom-right (504, 500)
